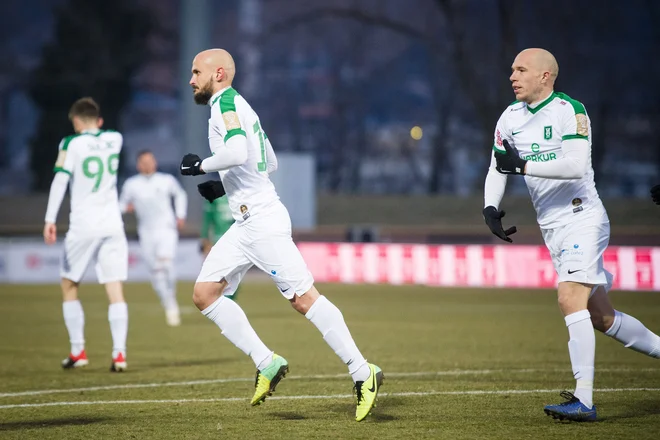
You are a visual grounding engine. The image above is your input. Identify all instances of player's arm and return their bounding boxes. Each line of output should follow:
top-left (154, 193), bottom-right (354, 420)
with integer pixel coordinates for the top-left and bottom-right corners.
top-left (498, 105), bottom-right (590, 179)
top-left (265, 135), bottom-right (278, 174)
top-left (118, 180), bottom-right (134, 214)
top-left (44, 139), bottom-right (74, 244)
top-left (169, 175), bottom-right (188, 229)
top-left (484, 115), bottom-right (517, 242)
top-left (180, 100), bottom-right (248, 175)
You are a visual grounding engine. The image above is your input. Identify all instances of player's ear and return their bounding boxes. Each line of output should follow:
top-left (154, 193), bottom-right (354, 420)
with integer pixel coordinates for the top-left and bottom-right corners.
top-left (97, 117), bottom-right (104, 128)
top-left (216, 67), bottom-right (224, 82)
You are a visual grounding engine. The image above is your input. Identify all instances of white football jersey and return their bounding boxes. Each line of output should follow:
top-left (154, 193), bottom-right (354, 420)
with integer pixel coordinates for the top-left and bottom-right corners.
top-left (54, 129), bottom-right (124, 236)
top-left (493, 92), bottom-right (608, 228)
top-left (119, 172), bottom-right (187, 234)
top-left (207, 87), bottom-right (279, 222)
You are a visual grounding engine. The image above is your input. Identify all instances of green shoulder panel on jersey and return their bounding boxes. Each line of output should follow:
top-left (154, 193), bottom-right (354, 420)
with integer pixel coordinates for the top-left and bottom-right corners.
top-left (215, 87), bottom-right (247, 142)
top-left (554, 92), bottom-right (586, 115)
top-left (60, 134), bottom-right (82, 151)
top-left (53, 167), bottom-right (72, 176)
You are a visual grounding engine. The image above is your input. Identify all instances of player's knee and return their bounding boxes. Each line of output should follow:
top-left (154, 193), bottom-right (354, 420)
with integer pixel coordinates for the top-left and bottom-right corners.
top-left (192, 281), bottom-right (225, 310)
top-left (589, 309), bottom-right (614, 333)
top-left (289, 286), bottom-right (320, 315)
top-left (557, 282), bottom-right (591, 314)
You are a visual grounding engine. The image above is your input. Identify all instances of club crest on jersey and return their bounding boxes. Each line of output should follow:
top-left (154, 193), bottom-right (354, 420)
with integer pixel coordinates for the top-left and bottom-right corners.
top-left (544, 126), bottom-right (552, 140)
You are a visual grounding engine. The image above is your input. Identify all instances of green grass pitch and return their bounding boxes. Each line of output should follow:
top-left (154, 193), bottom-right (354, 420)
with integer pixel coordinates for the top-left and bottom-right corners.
top-left (1, 282), bottom-right (659, 439)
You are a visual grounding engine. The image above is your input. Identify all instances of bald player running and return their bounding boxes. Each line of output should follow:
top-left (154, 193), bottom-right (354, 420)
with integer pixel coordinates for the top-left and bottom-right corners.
top-left (179, 49), bottom-right (383, 422)
top-left (483, 48), bottom-right (660, 421)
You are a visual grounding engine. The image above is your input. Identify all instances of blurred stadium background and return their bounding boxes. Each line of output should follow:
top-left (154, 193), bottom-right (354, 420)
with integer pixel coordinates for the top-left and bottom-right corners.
top-left (0, 1), bottom-right (659, 438)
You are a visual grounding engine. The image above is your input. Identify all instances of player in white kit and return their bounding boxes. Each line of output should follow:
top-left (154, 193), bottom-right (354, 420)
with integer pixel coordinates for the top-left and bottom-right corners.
top-left (120, 151), bottom-right (187, 326)
top-left (44, 97), bottom-right (129, 372)
top-left (483, 48), bottom-right (660, 421)
top-left (180, 49), bottom-right (382, 421)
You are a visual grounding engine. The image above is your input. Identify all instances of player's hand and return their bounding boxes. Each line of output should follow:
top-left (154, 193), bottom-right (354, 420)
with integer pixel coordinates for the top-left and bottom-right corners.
top-left (483, 206), bottom-right (517, 243)
top-left (180, 153), bottom-right (205, 176)
top-left (197, 180), bottom-right (226, 203)
top-left (176, 218), bottom-right (186, 231)
top-left (43, 222), bottom-right (57, 245)
top-left (651, 184), bottom-right (660, 205)
top-left (125, 203), bottom-right (135, 214)
top-left (495, 140), bottom-right (527, 175)
top-left (200, 239), bottom-right (211, 254)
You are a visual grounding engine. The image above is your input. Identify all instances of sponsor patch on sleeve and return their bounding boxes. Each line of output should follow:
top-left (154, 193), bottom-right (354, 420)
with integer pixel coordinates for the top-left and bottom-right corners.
top-left (222, 111), bottom-right (241, 130)
top-left (575, 114), bottom-right (589, 137)
top-left (55, 150), bottom-right (67, 168)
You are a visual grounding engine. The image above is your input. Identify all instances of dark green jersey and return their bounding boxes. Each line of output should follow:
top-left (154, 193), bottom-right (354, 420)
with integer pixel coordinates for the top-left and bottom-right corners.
top-left (201, 196), bottom-right (234, 243)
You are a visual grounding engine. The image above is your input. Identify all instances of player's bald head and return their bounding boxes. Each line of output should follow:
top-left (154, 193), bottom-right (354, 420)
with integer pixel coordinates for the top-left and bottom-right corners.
top-left (515, 48), bottom-right (559, 82)
top-left (193, 49), bottom-right (236, 83)
top-left (190, 48), bottom-right (236, 105)
top-left (510, 48), bottom-right (559, 104)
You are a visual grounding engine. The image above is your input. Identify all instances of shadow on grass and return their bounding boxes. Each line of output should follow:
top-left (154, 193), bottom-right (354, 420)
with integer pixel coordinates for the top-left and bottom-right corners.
top-left (268, 411), bottom-right (306, 420)
top-left (0, 416), bottom-right (109, 431)
top-left (598, 399), bottom-right (660, 422)
top-left (142, 357), bottom-right (235, 369)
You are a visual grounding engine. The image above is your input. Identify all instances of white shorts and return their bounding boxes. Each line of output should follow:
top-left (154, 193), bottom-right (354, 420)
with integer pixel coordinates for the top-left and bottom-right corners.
top-left (197, 202), bottom-right (314, 299)
top-left (139, 228), bottom-right (178, 270)
top-left (61, 233), bottom-right (128, 284)
top-left (541, 221), bottom-right (613, 292)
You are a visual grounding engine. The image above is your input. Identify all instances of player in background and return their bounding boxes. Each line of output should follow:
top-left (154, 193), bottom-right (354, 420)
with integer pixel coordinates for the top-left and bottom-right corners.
top-left (651, 185), bottom-right (660, 205)
top-left (483, 48), bottom-right (660, 422)
top-left (200, 195), bottom-right (238, 300)
top-left (119, 151), bottom-right (187, 326)
top-left (200, 195), bottom-right (234, 257)
top-left (44, 97), bottom-right (129, 372)
top-left (180, 49), bottom-right (383, 422)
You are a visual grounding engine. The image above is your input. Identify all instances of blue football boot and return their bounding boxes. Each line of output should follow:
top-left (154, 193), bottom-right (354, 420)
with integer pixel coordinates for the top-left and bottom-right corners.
top-left (544, 391), bottom-right (597, 422)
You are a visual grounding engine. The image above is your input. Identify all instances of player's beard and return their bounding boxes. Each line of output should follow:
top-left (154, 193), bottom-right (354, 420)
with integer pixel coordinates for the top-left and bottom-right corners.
top-left (193, 78), bottom-right (214, 105)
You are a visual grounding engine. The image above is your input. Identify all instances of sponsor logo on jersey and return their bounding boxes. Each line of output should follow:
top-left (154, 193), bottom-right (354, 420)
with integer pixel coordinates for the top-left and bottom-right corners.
top-left (222, 111), bottom-right (241, 130)
top-left (522, 152), bottom-right (557, 162)
top-left (572, 198), bottom-right (582, 207)
top-left (240, 204), bottom-right (250, 220)
top-left (496, 129), bottom-right (503, 147)
top-left (575, 114), bottom-right (589, 136)
top-left (55, 150), bottom-right (67, 168)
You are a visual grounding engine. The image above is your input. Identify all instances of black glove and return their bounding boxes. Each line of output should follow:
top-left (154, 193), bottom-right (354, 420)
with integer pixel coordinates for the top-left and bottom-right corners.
top-left (483, 206), bottom-right (517, 243)
top-left (651, 184), bottom-right (660, 205)
top-left (495, 140), bottom-right (527, 175)
top-left (197, 180), bottom-right (226, 203)
top-left (180, 153), bottom-right (205, 176)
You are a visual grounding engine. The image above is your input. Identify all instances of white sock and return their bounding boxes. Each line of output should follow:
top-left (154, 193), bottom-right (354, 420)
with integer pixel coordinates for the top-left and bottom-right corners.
top-left (565, 310), bottom-right (595, 409)
top-left (151, 266), bottom-right (178, 312)
top-left (62, 300), bottom-right (85, 356)
top-left (108, 302), bottom-right (128, 359)
top-left (305, 295), bottom-right (370, 382)
top-left (202, 296), bottom-right (273, 369)
top-left (605, 310), bottom-right (660, 358)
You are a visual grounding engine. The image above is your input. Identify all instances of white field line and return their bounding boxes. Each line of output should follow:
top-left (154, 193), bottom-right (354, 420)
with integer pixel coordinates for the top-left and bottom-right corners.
top-left (1, 367), bottom-right (658, 399)
top-left (1, 387), bottom-right (660, 410)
